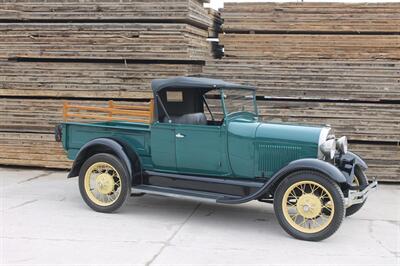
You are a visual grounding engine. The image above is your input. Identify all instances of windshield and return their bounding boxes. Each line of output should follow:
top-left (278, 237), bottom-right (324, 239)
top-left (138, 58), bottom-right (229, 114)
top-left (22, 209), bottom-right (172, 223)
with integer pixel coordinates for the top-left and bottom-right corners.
top-left (222, 89), bottom-right (257, 115)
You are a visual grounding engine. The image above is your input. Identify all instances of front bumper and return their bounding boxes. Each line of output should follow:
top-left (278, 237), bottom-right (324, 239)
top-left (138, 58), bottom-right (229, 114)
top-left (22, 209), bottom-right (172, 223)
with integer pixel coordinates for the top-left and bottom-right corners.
top-left (345, 178), bottom-right (378, 207)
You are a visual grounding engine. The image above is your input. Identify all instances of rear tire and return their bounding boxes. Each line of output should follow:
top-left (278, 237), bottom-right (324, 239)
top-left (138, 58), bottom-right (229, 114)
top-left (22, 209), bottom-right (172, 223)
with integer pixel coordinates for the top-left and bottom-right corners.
top-left (274, 171), bottom-right (345, 241)
top-left (79, 153), bottom-right (130, 213)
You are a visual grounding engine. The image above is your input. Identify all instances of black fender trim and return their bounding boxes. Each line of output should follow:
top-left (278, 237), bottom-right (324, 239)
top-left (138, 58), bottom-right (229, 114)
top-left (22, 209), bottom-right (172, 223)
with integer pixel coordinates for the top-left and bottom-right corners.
top-left (217, 158), bottom-right (347, 204)
top-left (67, 138), bottom-right (137, 179)
top-left (340, 151), bottom-right (368, 170)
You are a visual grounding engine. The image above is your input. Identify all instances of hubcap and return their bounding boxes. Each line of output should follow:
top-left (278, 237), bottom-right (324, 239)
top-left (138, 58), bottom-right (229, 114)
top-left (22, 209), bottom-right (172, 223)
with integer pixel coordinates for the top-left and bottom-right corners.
top-left (95, 173), bottom-right (115, 195)
top-left (282, 180), bottom-right (335, 234)
top-left (297, 193), bottom-right (322, 219)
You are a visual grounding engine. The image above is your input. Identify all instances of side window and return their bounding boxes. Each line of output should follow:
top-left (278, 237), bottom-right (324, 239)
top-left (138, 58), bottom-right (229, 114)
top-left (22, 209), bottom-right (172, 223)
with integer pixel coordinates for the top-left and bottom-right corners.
top-left (203, 91), bottom-right (223, 122)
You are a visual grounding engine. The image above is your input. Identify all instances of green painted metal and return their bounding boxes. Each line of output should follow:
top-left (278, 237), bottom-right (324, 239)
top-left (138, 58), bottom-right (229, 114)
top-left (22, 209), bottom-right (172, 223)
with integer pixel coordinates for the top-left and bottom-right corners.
top-left (62, 99), bottom-right (324, 180)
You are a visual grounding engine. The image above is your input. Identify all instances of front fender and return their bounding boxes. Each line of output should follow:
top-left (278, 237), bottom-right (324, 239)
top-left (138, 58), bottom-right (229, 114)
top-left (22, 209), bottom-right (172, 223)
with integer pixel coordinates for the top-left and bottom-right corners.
top-left (67, 138), bottom-right (133, 179)
top-left (217, 158), bottom-right (346, 204)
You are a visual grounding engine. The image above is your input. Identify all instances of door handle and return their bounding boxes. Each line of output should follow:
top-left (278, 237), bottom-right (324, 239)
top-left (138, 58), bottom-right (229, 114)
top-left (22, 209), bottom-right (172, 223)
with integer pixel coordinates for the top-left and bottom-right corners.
top-left (176, 133), bottom-right (185, 138)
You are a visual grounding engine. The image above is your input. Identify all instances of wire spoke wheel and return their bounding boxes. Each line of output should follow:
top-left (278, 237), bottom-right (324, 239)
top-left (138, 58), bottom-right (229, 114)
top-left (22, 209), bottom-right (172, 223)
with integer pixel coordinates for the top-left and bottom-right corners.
top-left (282, 180), bottom-right (335, 234)
top-left (84, 162), bottom-right (122, 207)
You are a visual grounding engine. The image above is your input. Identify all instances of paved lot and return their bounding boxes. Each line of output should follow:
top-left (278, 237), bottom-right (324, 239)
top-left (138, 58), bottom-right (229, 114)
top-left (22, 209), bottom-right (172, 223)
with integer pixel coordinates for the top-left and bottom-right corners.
top-left (0, 167), bottom-right (399, 265)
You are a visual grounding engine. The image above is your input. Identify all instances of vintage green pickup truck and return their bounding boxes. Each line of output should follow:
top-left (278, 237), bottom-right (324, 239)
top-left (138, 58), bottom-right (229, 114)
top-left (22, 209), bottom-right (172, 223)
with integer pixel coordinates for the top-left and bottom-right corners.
top-left (56, 77), bottom-right (377, 241)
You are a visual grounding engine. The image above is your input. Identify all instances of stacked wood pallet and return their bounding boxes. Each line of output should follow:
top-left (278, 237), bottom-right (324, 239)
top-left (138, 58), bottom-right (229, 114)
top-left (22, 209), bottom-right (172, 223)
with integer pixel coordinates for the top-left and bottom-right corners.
top-left (0, 60), bottom-right (202, 98)
top-left (204, 59), bottom-right (400, 102)
top-left (0, 23), bottom-right (209, 61)
top-left (222, 2), bottom-right (400, 33)
top-left (0, 0), bottom-right (212, 28)
top-left (202, 2), bottom-right (400, 182)
top-left (0, 0), bottom-right (220, 170)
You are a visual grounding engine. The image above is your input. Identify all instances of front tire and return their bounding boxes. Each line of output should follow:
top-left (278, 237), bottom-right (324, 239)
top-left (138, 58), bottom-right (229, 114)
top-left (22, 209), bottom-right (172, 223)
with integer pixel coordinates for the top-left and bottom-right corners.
top-left (345, 168), bottom-right (368, 217)
top-left (274, 171), bottom-right (345, 241)
top-left (79, 153), bottom-right (130, 213)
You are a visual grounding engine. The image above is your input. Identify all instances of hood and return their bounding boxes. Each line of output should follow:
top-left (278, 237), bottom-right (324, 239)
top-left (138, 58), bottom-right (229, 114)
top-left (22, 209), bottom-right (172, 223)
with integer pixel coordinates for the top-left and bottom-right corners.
top-left (255, 122), bottom-right (322, 145)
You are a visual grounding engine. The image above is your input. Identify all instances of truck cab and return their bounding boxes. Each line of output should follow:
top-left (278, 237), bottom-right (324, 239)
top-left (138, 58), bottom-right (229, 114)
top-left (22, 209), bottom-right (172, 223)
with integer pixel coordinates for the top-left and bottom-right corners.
top-left (57, 77), bottom-right (377, 241)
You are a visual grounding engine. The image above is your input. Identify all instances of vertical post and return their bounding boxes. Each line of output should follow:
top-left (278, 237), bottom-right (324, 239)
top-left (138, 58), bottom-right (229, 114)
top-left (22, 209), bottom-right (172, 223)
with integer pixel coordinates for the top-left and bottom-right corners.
top-left (149, 98), bottom-right (154, 124)
top-left (63, 101), bottom-right (68, 122)
top-left (108, 100), bottom-right (114, 121)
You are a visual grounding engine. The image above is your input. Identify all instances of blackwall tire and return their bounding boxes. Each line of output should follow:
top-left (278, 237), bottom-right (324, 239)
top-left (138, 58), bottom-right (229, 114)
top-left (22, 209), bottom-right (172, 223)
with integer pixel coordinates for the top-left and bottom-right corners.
top-left (274, 171), bottom-right (345, 241)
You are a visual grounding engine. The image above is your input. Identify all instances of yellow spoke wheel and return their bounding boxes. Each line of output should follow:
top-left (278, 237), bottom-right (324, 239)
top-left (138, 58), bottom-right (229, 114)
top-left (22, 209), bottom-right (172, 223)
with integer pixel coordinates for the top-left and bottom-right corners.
top-left (274, 171), bottom-right (345, 241)
top-left (84, 162), bottom-right (122, 207)
top-left (282, 180), bottom-right (334, 234)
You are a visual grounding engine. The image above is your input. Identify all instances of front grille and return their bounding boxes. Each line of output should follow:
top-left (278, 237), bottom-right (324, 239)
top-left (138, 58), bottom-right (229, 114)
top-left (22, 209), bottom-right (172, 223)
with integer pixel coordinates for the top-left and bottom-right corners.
top-left (256, 142), bottom-right (302, 176)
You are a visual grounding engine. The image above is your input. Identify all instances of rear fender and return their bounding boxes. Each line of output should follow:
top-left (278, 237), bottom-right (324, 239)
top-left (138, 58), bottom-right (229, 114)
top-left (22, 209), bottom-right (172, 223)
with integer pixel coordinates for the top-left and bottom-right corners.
top-left (68, 138), bottom-right (141, 184)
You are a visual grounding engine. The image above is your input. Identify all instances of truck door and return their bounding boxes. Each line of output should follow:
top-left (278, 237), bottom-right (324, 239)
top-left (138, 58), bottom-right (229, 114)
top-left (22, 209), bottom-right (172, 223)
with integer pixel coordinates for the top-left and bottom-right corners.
top-left (175, 124), bottom-right (229, 176)
top-left (150, 122), bottom-right (176, 171)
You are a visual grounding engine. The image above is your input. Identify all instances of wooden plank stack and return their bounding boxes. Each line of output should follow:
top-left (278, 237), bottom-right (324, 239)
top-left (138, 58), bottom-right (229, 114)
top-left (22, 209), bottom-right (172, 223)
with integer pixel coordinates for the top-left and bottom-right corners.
top-left (0, 0), bottom-right (219, 169)
top-left (203, 2), bottom-right (400, 182)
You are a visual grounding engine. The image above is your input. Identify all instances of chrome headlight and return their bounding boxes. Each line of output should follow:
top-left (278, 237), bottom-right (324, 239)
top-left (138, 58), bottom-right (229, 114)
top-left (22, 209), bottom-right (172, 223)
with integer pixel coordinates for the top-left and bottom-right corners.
top-left (336, 136), bottom-right (348, 154)
top-left (320, 139), bottom-right (336, 159)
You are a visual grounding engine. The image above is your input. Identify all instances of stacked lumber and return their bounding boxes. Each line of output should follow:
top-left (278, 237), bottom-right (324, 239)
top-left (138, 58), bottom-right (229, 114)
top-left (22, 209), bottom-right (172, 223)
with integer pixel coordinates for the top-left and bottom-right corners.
top-left (220, 34), bottom-right (400, 60)
top-left (0, 61), bottom-right (202, 98)
top-left (222, 2), bottom-right (400, 33)
top-left (203, 59), bottom-right (400, 102)
top-left (203, 2), bottom-right (400, 181)
top-left (0, 0), bottom-right (212, 29)
top-left (0, 0), bottom-right (221, 170)
top-left (0, 132), bottom-right (71, 168)
top-left (0, 23), bottom-right (208, 61)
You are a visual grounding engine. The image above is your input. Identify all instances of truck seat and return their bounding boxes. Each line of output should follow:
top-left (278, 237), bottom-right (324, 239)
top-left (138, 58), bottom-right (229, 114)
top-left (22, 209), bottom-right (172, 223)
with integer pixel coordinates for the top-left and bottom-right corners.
top-left (163, 112), bottom-right (207, 125)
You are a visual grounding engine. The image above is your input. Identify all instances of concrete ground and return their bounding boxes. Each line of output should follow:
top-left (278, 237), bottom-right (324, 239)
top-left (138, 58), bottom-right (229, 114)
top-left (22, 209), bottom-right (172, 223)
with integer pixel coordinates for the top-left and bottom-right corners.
top-left (0, 167), bottom-right (399, 266)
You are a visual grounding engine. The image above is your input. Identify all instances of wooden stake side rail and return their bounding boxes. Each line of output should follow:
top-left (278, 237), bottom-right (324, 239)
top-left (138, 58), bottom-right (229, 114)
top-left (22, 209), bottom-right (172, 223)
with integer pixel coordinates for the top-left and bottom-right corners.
top-left (63, 99), bottom-right (154, 124)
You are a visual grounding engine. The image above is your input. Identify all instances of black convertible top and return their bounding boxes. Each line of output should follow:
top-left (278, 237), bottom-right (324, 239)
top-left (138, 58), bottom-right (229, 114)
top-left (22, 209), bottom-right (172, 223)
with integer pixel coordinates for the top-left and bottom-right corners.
top-left (151, 76), bottom-right (255, 93)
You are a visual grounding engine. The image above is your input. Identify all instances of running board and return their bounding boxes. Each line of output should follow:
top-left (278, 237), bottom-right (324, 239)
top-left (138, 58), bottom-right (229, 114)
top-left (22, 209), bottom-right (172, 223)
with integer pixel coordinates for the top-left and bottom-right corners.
top-left (131, 185), bottom-right (242, 203)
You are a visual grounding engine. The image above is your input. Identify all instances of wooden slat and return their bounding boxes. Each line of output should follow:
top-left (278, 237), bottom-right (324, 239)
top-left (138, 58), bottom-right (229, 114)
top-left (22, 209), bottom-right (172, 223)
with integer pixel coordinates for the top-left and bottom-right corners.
top-left (63, 100), bottom-right (153, 123)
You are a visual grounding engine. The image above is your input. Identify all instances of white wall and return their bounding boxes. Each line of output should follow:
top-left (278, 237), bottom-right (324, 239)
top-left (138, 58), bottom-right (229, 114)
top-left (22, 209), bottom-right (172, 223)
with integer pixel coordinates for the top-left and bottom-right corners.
top-left (207, 0), bottom-right (400, 9)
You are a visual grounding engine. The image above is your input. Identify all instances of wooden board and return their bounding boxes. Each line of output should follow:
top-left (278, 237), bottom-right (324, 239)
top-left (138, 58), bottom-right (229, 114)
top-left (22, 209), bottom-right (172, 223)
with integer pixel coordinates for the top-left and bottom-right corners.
top-left (0, 61), bottom-right (203, 98)
top-left (0, 23), bottom-right (209, 61)
top-left (0, 0), bottom-right (213, 29)
top-left (220, 34), bottom-right (400, 60)
top-left (222, 2), bottom-right (400, 33)
top-left (203, 59), bottom-right (400, 101)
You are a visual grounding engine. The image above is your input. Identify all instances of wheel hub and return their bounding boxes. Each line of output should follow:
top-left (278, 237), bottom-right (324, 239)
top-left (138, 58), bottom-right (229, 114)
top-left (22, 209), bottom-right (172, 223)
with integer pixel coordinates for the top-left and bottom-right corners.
top-left (95, 173), bottom-right (115, 194)
top-left (296, 193), bottom-right (322, 219)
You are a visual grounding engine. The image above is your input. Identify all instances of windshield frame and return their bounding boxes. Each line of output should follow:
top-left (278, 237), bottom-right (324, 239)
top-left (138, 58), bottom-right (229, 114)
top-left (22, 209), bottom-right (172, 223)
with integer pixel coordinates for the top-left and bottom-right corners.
top-left (220, 88), bottom-right (258, 118)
